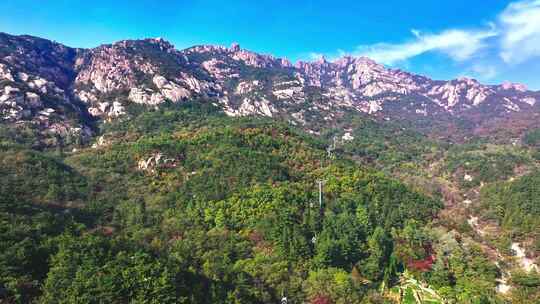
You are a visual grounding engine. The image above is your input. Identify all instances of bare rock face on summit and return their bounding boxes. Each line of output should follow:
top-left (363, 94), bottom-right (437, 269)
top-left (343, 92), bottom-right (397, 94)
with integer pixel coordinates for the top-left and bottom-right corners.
top-left (0, 32), bottom-right (539, 145)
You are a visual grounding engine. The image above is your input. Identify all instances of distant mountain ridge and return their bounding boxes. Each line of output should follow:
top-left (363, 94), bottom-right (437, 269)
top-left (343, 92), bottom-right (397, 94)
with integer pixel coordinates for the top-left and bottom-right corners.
top-left (1, 32), bottom-right (539, 145)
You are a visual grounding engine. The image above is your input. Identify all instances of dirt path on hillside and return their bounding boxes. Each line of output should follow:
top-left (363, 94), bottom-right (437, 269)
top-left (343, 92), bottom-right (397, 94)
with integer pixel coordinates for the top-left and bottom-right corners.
top-left (438, 178), bottom-right (538, 295)
top-left (391, 155), bottom-right (539, 295)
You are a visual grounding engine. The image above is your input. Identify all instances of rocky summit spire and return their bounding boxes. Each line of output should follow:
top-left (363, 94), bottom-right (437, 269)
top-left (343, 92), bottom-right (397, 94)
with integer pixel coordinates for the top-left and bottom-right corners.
top-left (230, 42), bottom-right (240, 52)
top-left (316, 55), bottom-right (327, 64)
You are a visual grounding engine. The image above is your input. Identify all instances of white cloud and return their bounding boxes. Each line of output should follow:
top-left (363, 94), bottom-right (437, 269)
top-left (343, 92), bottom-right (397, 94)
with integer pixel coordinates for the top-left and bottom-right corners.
top-left (471, 64), bottom-right (498, 80)
top-left (305, 0), bottom-right (540, 69)
top-left (499, 0), bottom-right (540, 63)
top-left (354, 28), bottom-right (497, 65)
top-left (301, 0), bottom-right (540, 89)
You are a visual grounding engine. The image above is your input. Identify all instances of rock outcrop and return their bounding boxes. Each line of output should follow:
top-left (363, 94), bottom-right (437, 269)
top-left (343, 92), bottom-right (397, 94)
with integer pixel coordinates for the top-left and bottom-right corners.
top-left (137, 152), bottom-right (177, 174)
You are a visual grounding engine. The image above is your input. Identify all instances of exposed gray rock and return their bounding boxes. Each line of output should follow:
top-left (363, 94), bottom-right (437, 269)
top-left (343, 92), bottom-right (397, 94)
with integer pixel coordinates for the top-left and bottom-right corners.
top-left (129, 87), bottom-right (164, 105)
top-left (230, 42), bottom-right (240, 52)
top-left (17, 72), bottom-right (29, 82)
top-left (153, 75), bottom-right (191, 102)
top-left (137, 152), bottom-right (177, 174)
top-left (25, 92), bottom-right (41, 107)
top-left (0, 64), bottom-right (14, 81)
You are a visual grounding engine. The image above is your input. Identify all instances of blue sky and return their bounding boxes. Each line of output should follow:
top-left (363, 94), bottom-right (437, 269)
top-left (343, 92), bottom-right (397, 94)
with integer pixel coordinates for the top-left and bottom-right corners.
top-left (1, 0), bottom-right (539, 89)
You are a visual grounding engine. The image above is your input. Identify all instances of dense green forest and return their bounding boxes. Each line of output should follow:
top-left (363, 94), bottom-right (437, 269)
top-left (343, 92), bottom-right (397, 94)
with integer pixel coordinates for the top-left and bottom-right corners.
top-left (1, 102), bottom-right (539, 303)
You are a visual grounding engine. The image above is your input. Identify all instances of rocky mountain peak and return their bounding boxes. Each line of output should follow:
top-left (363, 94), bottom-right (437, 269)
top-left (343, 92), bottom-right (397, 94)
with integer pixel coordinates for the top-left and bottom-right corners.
top-left (102, 37), bottom-right (177, 53)
top-left (500, 81), bottom-right (528, 92)
top-left (185, 43), bottom-right (291, 69)
top-left (0, 32), bottom-right (78, 88)
top-left (316, 55), bottom-right (327, 64)
top-left (230, 42), bottom-right (240, 52)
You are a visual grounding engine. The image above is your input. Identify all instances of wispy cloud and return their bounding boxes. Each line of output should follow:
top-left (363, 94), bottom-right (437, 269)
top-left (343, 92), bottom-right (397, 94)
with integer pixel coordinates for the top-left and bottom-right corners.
top-left (499, 0), bottom-right (540, 63)
top-left (470, 64), bottom-right (498, 80)
top-left (302, 0), bottom-right (540, 88)
top-left (354, 28), bottom-right (497, 65)
top-left (315, 0), bottom-right (540, 68)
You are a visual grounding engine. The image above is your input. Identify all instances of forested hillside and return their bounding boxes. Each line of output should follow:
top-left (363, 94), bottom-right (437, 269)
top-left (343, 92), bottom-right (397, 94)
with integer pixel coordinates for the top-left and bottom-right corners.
top-left (1, 31), bottom-right (539, 303)
top-left (2, 100), bottom-right (540, 303)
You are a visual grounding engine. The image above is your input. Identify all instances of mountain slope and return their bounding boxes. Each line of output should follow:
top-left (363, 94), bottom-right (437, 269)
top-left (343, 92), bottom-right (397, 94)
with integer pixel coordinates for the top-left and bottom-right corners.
top-left (1, 107), bottom-right (448, 303)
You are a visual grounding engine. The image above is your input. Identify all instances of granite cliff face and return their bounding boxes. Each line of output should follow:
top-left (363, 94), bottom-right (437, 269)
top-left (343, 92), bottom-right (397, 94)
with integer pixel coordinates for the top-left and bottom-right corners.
top-left (0, 33), bottom-right (92, 145)
top-left (1, 32), bottom-right (538, 145)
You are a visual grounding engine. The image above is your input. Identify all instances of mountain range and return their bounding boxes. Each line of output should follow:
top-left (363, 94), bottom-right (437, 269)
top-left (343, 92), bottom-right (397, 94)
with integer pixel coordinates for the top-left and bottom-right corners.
top-left (1, 32), bottom-right (539, 147)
